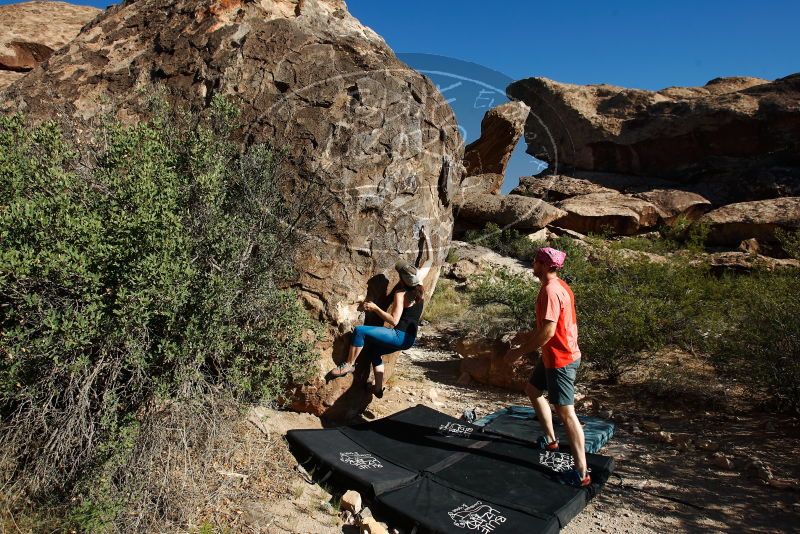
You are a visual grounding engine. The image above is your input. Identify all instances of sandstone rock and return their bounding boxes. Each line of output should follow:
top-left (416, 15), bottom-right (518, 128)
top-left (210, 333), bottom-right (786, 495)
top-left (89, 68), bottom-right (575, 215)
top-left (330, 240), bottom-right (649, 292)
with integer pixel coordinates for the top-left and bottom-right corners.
top-left (444, 240), bottom-right (536, 279)
top-left (696, 439), bottom-right (720, 452)
top-left (0, 1), bottom-right (100, 89)
top-left (512, 174), bottom-right (616, 200)
top-left (699, 197), bottom-right (800, 245)
top-left (702, 252), bottom-right (800, 273)
top-left (632, 189), bottom-right (711, 224)
top-left (640, 420), bottom-right (661, 432)
top-left (527, 228), bottom-right (550, 243)
top-left (455, 334), bottom-right (535, 392)
top-left (547, 226), bottom-right (588, 241)
top-left (463, 100), bottom-right (530, 177)
top-left (711, 453), bottom-right (735, 470)
top-left (460, 173), bottom-right (504, 195)
top-left (506, 75), bottom-right (800, 202)
top-left (360, 518), bottom-right (389, 534)
top-left (0, 0), bottom-right (464, 419)
top-left (341, 490), bottom-right (362, 514)
top-left (554, 192), bottom-right (665, 235)
top-left (455, 193), bottom-right (566, 230)
top-left (739, 238), bottom-right (761, 255)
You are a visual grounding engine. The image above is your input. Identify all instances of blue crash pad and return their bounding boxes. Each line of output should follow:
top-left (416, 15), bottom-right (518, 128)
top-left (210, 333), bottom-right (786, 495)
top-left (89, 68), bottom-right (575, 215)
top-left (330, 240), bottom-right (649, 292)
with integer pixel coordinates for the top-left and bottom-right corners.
top-left (474, 405), bottom-right (615, 454)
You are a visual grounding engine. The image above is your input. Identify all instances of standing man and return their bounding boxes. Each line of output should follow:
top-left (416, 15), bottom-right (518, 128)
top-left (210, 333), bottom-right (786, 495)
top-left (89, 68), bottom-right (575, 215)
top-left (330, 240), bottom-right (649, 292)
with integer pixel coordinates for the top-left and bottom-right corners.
top-left (505, 247), bottom-right (588, 487)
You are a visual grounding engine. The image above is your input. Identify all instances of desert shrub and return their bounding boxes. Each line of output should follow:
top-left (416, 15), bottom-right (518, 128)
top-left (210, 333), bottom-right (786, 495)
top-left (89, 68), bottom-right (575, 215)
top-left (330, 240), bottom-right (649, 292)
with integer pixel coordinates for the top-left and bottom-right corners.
top-left (700, 269), bottom-right (800, 412)
top-left (423, 279), bottom-right (470, 324)
top-left (470, 269), bottom-right (538, 331)
top-left (0, 97), bottom-right (321, 529)
top-left (776, 228), bottom-right (800, 259)
top-left (659, 215), bottom-right (710, 252)
top-left (464, 222), bottom-right (541, 260)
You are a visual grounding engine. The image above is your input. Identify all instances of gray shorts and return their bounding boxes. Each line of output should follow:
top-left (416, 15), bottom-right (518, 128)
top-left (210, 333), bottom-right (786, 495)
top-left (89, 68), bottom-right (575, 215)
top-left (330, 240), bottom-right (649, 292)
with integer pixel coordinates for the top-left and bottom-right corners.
top-left (528, 358), bottom-right (580, 406)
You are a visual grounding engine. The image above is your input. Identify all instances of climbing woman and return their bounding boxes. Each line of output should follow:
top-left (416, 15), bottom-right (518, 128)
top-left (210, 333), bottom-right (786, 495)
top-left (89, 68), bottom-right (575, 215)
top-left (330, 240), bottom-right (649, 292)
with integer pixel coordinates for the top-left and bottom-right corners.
top-left (330, 227), bottom-right (433, 399)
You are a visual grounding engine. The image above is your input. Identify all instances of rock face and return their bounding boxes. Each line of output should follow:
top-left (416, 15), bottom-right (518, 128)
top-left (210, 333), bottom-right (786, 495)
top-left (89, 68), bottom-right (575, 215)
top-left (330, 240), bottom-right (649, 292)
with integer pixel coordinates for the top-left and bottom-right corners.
top-left (632, 189), bottom-right (711, 223)
top-left (463, 100), bottom-right (529, 178)
top-left (460, 172), bottom-right (504, 195)
top-left (0, 1), bottom-right (100, 89)
top-left (454, 193), bottom-right (566, 231)
top-left (699, 197), bottom-right (800, 245)
top-left (554, 192), bottom-right (664, 235)
top-left (512, 174), bottom-right (616, 201)
top-left (455, 335), bottom-right (535, 392)
top-left (442, 240), bottom-right (536, 280)
top-left (1, 0), bottom-right (464, 419)
top-left (506, 75), bottom-right (800, 201)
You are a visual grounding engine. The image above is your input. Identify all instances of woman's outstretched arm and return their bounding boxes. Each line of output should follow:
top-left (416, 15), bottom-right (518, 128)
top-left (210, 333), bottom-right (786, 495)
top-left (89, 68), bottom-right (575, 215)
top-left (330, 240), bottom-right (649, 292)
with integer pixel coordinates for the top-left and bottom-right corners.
top-left (415, 226), bottom-right (434, 283)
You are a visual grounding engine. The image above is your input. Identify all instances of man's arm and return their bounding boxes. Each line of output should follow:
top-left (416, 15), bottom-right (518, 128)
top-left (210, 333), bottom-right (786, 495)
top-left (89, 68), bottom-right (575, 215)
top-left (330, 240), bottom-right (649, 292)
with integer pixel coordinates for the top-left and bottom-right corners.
top-left (506, 320), bottom-right (557, 360)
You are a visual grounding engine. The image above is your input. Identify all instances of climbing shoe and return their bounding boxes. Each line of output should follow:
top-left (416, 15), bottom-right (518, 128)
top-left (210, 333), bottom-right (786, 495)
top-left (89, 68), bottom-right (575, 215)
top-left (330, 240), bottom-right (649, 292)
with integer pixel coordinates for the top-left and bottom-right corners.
top-left (330, 362), bottom-right (355, 378)
top-left (561, 468), bottom-right (591, 488)
top-left (537, 436), bottom-right (559, 452)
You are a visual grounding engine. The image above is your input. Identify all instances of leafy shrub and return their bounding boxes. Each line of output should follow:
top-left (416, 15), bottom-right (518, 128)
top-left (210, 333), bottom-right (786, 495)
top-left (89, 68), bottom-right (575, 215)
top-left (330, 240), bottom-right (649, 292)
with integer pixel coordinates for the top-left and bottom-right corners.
top-left (699, 269), bottom-right (800, 412)
top-left (776, 228), bottom-right (800, 259)
top-left (0, 97), bottom-right (321, 526)
top-left (423, 279), bottom-right (470, 324)
top-left (464, 222), bottom-right (541, 260)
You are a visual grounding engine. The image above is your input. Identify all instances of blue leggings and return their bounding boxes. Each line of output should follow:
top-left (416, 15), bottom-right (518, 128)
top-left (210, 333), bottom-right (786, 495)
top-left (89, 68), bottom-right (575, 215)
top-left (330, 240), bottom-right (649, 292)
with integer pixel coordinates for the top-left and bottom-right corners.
top-left (351, 325), bottom-right (416, 366)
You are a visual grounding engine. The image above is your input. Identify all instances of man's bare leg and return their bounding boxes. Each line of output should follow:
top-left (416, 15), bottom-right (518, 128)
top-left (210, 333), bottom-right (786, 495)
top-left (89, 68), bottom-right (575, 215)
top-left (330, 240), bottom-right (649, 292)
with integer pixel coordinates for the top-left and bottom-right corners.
top-left (555, 404), bottom-right (588, 476)
top-left (525, 382), bottom-right (556, 444)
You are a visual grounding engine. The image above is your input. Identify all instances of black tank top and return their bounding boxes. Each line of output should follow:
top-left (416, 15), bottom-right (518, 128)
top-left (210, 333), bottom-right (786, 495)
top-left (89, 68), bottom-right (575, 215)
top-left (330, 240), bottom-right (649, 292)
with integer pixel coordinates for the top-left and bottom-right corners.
top-left (394, 286), bottom-right (424, 333)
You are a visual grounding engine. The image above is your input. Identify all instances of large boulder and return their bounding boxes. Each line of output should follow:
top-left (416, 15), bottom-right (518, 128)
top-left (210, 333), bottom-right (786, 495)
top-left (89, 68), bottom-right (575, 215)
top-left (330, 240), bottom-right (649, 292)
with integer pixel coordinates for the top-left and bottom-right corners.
top-left (506, 75), bottom-right (800, 204)
top-left (442, 240), bottom-right (536, 280)
top-left (698, 197), bottom-right (800, 245)
top-left (554, 192), bottom-right (664, 235)
top-left (632, 189), bottom-right (712, 224)
top-left (455, 335), bottom-right (535, 392)
top-left (463, 100), bottom-right (529, 179)
top-left (511, 174), bottom-right (616, 200)
top-left (0, 1), bottom-right (100, 89)
top-left (454, 193), bottom-right (566, 231)
top-left (1, 0), bottom-right (464, 419)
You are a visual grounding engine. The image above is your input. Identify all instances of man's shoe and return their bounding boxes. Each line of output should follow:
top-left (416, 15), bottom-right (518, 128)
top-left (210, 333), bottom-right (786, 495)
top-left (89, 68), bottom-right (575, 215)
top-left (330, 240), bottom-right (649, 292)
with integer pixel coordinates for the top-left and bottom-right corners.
top-left (374, 386), bottom-right (385, 399)
top-left (537, 436), bottom-right (559, 452)
top-left (330, 362), bottom-right (355, 378)
top-left (561, 468), bottom-right (591, 488)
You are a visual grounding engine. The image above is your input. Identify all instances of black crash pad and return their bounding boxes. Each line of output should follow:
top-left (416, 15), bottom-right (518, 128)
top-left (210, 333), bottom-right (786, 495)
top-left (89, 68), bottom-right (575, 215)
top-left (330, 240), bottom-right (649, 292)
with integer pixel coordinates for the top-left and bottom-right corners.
top-left (287, 405), bottom-right (615, 533)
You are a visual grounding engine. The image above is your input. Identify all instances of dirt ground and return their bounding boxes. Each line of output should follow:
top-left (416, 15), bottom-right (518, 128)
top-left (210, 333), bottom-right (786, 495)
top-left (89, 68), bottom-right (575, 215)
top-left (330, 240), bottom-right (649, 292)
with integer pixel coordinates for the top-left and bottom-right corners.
top-left (249, 327), bottom-right (800, 533)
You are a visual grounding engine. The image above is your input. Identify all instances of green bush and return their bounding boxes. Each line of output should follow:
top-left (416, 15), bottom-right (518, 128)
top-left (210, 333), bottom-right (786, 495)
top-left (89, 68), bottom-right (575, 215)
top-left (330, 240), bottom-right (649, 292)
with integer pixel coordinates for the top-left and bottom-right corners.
top-left (699, 269), bottom-right (800, 412)
top-left (0, 98), bottom-right (320, 523)
top-left (464, 222), bottom-right (541, 260)
top-left (776, 228), bottom-right (800, 259)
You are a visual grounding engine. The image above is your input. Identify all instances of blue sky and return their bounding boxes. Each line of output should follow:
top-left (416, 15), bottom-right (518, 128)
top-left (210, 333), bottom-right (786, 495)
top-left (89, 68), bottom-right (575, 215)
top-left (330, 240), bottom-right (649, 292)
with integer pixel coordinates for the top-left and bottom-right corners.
top-left (5, 0), bottom-right (798, 191)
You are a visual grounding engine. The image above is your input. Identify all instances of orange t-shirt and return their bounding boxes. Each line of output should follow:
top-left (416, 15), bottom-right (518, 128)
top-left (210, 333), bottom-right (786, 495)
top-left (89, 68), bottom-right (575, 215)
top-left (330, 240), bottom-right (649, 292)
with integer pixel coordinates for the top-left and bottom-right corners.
top-left (536, 277), bottom-right (581, 368)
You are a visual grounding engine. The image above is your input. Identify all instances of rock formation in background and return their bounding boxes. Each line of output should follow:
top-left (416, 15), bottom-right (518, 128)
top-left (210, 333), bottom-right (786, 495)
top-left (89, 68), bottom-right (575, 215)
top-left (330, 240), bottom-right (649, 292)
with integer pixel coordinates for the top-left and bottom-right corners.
top-left (454, 193), bottom-right (565, 233)
top-left (507, 75), bottom-right (800, 205)
top-left (0, 1), bottom-right (100, 90)
top-left (462, 100), bottom-right (529, 184)
top-left (505, 74), bottom-right (800, 243)
top-left (0, 0), bottom-right (464, 419)
top-left (699, 197), bottom-right (800, 246)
